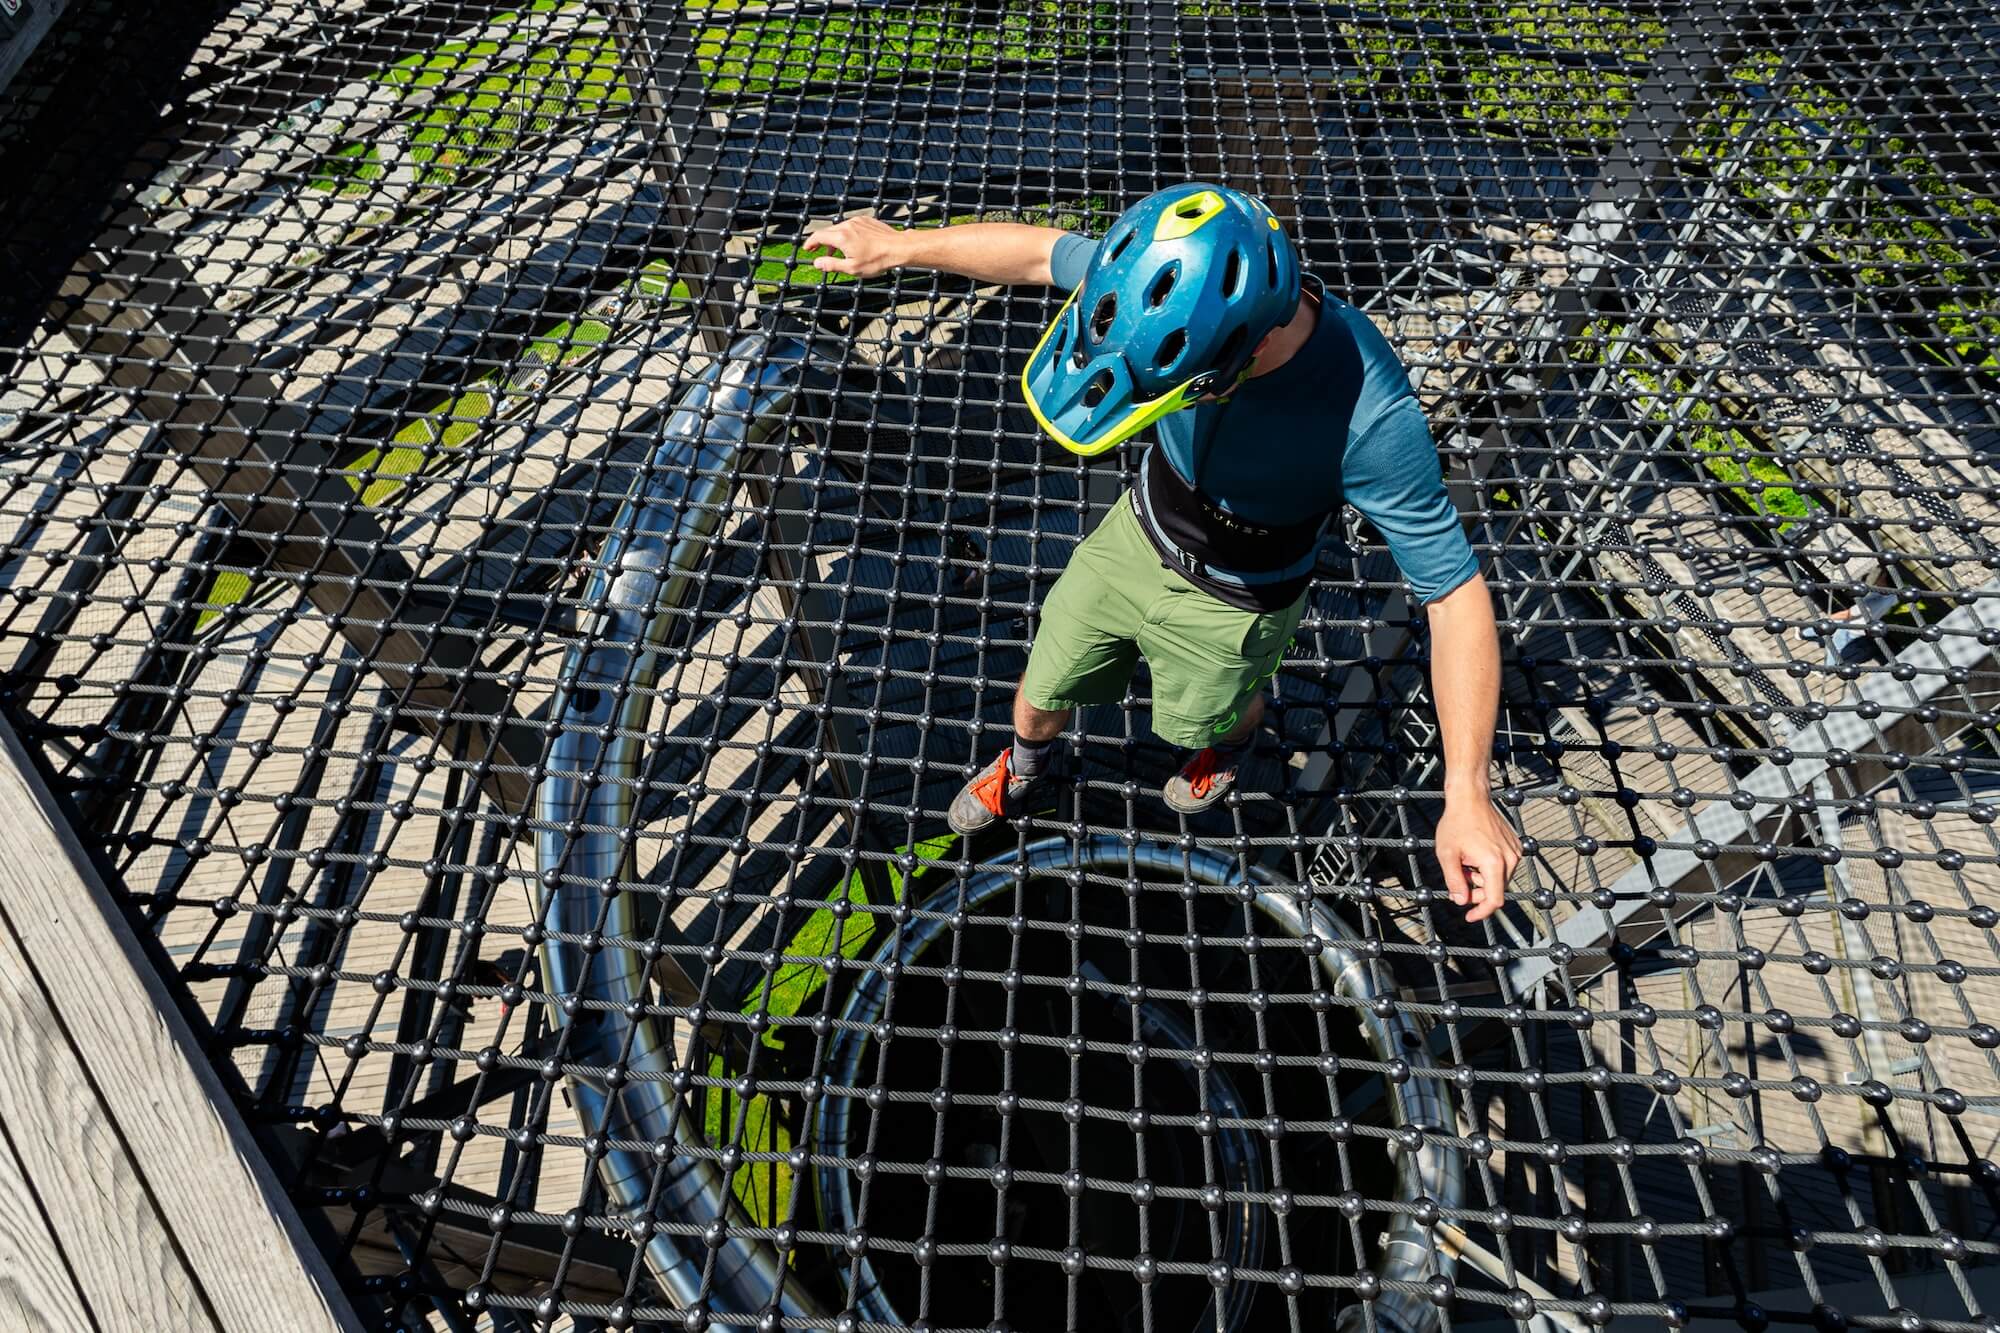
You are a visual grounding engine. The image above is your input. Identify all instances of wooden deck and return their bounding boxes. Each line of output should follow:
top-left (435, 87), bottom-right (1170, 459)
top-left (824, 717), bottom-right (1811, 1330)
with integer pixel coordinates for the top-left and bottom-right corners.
top-left (0, 721), bottom-right (361, 1332)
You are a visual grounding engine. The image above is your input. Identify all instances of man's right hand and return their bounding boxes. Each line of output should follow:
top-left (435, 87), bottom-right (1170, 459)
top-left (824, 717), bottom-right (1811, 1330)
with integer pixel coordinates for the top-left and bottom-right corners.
top-left (802, 216), bottom-right (907, 278)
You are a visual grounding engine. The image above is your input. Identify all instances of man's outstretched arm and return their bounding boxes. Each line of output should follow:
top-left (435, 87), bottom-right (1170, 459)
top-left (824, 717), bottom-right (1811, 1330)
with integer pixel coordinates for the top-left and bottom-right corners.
top-left (802, 215), bottom-right (1066, 286)
top-left (1425, 572), bottom-right (1522, 922)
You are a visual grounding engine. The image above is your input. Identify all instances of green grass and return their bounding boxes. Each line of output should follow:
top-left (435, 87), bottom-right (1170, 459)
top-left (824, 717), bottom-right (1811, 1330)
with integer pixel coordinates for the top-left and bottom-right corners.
top-left (636, 265), bottom-right (694, 302)
top-left (309, 18), bottom-right (629, 196)
top-left (702, 1051), bottom-right (796, 1227)
top-left (736, 833), bottom-right (951, 1033)
top-left (1687, 421), bottom-right (1815, 529)
top-left (347, 391), bottom-right (496, 507)
top-left (193, 570), bottom-right (256, 635)
top-left (336, 262), bottom-right (686, 506)
top-left (940, 196), bottom-right (1115, 234)
top-left (748, 239), bottom-right (858, 294)
top-left (404, 36), bottom-right (629, 188)
top-left (309, 141), bottom-right (384, 195)
top-left (326, 177), bottom-right (1093, 508)
top-left (696, 0), bottom-right (1120, 96)
top-left (526, 315), bottom-right (614, 365)
top-left (1183, 0), bottom-right (1666, 52)
top-left (1325, 3), bottom-right (1667, 144)
top-left (1592, 348), bottom-right (1818, 534)
top-left (702, 832), bottom-right (953, 1226)
top-left (1689, 53), bottom-right (2000, 373)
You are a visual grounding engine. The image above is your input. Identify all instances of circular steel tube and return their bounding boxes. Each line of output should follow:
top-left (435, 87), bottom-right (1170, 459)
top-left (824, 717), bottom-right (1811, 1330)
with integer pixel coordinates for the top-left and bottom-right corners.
top-left (535, 332), bottom-right (840, 1321)
top-left (813, 837), bottom-right (1462, 1333)
top-left (814, 844), bottom-right (1268, 1330)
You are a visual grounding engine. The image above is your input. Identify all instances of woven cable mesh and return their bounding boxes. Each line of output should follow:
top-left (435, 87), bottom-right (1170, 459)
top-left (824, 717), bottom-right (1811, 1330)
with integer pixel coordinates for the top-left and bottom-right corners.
top-left (2, 1), bottom-right (2000, 1330)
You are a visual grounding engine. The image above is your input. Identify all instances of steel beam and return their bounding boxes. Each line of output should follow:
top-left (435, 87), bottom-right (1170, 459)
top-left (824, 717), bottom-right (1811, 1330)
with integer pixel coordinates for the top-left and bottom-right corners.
top-left (1502, 577), bottom-right (2000, 998)
top-left (606, 0), bottom-right (745, 356)
top-left (763, 456), bottom-right (888, 892)
top-left (53, 220), bottom-right (543, 812)
top-left (321, 1181), bottom-right (650, 1307)
top-left (0, 0), bottom-right (72, 99)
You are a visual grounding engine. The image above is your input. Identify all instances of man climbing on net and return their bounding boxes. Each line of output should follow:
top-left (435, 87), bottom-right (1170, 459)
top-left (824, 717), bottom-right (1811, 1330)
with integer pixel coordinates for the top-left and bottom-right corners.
top-left (805, 184), bottom-right (1520, 920)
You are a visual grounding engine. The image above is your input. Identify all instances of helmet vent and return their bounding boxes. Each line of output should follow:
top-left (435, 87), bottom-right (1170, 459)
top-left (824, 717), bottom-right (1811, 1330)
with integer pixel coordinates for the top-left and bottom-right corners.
top-left (1267, 238), bottom-right (1281, 288)
top-left (1107, 227), bottom-right (1136, 261)
top-left (1155, 329), bottom-right (1187, 371)
top-left (1212, 324), bottom-right (1248, 379)
top-left (1083, 369), bottom-right (1115, 408)
top-left (1146, 264), bottom-right (1178, 309)
top-left (1222, 247), bottom-right (1245, 297)
top-left (1174, 197), bottom-right (1206, 218)
top-left (1089, 292), bottom-right (1118, 343)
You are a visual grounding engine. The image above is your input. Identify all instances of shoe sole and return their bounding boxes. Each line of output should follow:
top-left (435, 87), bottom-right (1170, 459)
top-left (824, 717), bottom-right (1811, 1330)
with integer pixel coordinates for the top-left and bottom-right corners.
top-left (1163, 785), bottom-right (1231, 815)
top-left (947, 808), bottom-right (1000, 835)
top-left (948, 775), bottom-right (1057, 835)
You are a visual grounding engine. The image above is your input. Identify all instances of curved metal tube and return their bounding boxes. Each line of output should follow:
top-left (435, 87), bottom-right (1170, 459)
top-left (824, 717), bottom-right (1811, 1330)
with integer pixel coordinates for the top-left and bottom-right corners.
top-left (534, 336), bottom-right (1460, 1326)
top-left (535, 332), bottom-right (841, 1320)
top-left (814, 845), bottom-right (1268, 1331)
top-left (815, 838), bottom-right (1462, 1333)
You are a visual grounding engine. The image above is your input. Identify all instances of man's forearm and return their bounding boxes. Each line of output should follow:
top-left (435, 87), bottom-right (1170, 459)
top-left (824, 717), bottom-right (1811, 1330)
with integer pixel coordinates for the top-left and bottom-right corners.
top-left (895, 222), bottom-right (1066, 286)
top-left (1425, 574), bottom-right (1500, 799)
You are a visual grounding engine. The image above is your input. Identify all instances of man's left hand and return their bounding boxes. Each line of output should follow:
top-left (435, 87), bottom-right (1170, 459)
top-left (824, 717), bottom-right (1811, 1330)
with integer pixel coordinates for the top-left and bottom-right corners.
top-left (1435, 793), bottom-right (1522, 923)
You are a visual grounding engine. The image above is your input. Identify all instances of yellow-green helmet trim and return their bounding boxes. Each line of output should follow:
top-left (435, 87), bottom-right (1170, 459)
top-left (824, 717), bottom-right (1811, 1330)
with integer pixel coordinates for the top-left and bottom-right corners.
top-left (1020, 288), bottom-right (1229, 457)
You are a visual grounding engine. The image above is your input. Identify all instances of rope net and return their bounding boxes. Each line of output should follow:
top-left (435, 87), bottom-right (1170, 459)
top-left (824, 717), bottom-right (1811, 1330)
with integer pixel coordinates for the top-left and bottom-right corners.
top-left (2, 1), bottom-right (1999, 1329)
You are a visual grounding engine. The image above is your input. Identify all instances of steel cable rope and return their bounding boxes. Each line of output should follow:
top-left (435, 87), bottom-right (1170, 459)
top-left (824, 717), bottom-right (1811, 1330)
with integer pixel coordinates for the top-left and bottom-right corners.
top-left (10, 0), bottom-right (2000, 1325)
top-left (362, 312), bottom-right (727, 1321)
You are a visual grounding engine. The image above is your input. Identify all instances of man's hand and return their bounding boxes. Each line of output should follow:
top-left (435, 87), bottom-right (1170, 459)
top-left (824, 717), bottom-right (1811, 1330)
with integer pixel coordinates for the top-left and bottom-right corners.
top-left (1435, 791), bottom-right (1522, 923)
top-left (802, 216), bottom-right (909, 278)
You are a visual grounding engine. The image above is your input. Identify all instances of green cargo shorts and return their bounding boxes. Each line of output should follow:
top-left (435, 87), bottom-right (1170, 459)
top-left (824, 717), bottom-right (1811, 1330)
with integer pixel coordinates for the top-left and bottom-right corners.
top-left (1021, 490), bottom-right (1305, 749)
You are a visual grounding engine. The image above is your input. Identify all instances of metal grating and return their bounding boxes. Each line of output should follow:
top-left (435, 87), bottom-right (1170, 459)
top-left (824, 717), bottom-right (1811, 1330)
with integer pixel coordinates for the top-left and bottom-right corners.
top-left (3, 1), bottom-right (2000, 1330)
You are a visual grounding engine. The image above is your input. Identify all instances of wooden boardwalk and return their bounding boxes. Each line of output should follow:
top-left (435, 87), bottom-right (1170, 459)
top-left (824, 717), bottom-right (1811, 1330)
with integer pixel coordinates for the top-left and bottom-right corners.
top-left (0, 722), bottom-right (360, 1332)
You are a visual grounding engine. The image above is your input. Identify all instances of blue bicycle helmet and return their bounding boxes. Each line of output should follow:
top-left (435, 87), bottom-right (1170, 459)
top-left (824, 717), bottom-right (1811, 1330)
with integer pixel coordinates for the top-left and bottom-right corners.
top-left (1022, 183), bottom-right (1302, 457)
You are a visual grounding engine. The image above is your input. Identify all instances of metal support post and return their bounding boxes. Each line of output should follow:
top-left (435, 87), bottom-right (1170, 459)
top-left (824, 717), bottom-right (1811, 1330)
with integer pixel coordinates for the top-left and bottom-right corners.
top-left (607, 0), bottom-right (745, 357)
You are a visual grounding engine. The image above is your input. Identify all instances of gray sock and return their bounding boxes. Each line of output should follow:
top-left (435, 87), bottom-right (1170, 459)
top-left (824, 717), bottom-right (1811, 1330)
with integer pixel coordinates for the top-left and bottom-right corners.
top-left (1010, 734), bottom-right (1060, 779)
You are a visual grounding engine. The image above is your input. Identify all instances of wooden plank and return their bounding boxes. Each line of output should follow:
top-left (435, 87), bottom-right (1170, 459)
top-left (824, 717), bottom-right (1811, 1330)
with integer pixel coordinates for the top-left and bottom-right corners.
top-left (0, 923), bottom-right (214, 1330)
top-left (0, 1115), bottom-right (95, 1333)
top-left (0, 720), bottom-right (364, 1333)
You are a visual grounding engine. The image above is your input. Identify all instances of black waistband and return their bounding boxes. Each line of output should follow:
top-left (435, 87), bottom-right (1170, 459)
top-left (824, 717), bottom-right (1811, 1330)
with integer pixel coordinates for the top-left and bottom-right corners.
top-left (1139, 450), bottom-right (1324, 578)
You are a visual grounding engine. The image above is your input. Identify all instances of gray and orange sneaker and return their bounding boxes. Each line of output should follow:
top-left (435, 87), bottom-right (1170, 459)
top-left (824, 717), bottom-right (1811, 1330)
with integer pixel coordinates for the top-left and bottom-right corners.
top-left (947, 747), bottom-right (1056, 834)
top-left (1163, 744), bottom-right (1244, 815)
